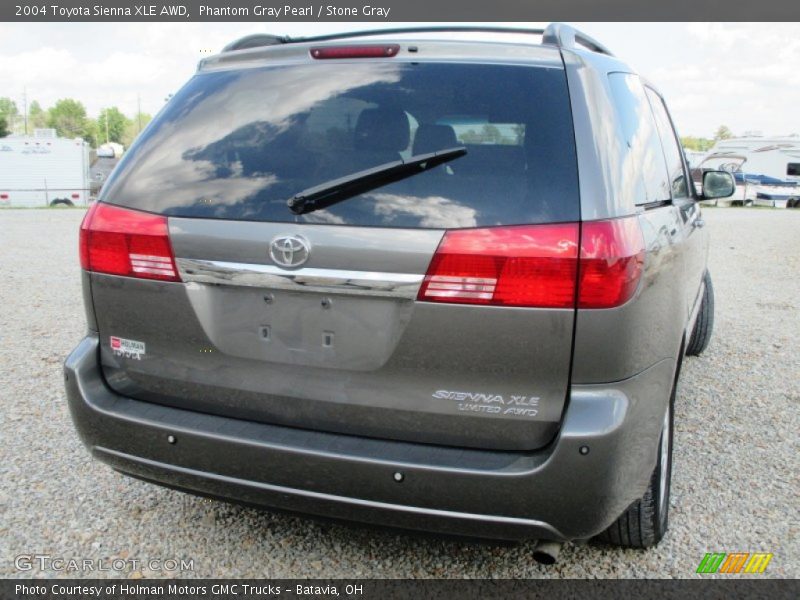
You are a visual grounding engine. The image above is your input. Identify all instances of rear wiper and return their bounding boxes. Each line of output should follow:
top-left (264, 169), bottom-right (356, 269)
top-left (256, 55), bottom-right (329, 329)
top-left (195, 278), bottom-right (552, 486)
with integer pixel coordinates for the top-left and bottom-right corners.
top-left (287, 146), bottom-right (467, 215)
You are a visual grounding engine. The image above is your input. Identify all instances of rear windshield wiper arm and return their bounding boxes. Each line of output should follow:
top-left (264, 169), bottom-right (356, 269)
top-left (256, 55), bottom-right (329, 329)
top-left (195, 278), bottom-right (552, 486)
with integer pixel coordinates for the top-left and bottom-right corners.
top-left (287, 146), bottom-right (467, 216)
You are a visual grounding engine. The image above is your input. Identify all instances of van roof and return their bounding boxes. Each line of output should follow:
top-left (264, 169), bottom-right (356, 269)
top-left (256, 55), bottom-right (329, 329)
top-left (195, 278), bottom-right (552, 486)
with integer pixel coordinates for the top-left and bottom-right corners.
top-left (222, 24), bottom-right (614, 55)
top-left (199, 23), bottom-right (635, 75)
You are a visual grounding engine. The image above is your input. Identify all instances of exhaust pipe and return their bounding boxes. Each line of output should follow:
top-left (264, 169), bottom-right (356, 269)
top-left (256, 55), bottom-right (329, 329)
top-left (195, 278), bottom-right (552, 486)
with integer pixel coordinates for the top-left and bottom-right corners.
top-left (532, 540), bottom-right (562, 565)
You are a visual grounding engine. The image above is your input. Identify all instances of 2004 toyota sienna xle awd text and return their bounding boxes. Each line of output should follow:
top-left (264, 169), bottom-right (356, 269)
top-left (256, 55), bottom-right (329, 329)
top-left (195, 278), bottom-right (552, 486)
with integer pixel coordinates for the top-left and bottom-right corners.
top-left (65, 24), bottom-right (735, 561)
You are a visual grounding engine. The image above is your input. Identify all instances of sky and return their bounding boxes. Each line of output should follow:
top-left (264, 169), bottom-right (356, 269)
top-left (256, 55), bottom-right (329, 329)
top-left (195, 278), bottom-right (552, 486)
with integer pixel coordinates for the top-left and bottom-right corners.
top-left (0, 22), bottom-right (797, 138)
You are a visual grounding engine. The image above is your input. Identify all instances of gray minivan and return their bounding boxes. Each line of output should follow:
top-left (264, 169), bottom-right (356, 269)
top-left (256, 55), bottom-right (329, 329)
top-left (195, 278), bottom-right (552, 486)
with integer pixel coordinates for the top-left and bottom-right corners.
top-left (65, 24), bottom-right (734, 561)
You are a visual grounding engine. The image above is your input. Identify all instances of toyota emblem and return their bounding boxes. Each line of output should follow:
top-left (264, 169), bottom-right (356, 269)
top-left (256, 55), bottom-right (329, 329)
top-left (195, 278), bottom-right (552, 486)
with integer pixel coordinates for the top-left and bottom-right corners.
top-left (270, 235), bottom-right (310, 268)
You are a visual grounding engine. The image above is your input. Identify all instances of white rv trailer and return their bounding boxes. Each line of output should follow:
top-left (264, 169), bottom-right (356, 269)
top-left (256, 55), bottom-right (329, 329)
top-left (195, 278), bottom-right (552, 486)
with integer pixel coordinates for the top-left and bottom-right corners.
top-left (0, 134), bottom-right (91, 207)
top-left (706, 137), bottom-right (800, 182)
top-left (695, 137), bottom-right (800, 207)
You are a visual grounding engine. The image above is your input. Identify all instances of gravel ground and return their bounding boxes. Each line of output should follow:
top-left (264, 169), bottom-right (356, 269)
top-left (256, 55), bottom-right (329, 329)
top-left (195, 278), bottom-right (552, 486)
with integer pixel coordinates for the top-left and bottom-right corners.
top-left (1, 207), bottom-right (798, 579)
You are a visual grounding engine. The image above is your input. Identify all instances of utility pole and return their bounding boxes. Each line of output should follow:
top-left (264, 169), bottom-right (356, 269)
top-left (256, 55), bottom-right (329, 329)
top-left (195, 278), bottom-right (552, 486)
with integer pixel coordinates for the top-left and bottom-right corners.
top-left (23, 87), bottom-right (28, 135)
top-left (137, 95), bottom-right (142, 134)
top-left (104, 109), bottom-right (109, 143)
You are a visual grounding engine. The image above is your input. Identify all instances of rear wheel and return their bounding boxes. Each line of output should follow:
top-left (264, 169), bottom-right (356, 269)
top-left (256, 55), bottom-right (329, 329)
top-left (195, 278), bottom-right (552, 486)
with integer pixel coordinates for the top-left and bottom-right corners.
top-left (685, 271), bottom-right (715, 356)
top-left (595, 395), bottom-right (673, 548)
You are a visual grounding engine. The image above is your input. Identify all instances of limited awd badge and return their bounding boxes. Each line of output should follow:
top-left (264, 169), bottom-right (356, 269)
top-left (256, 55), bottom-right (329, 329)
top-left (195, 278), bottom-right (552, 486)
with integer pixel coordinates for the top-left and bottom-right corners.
top-left (270, 234), bottom-right (310, 269)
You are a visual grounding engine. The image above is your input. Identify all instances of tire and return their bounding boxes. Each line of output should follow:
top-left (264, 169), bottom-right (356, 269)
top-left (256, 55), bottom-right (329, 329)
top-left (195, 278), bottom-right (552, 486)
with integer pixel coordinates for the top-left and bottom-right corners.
top-left (595, 388), bottom-right (674, 548)
top-left (50, 199), bottom-right (74, 207)
top-left (744, 199), bottom-right (754, 207)
top-left (685, 271), bottom-right (715, 356)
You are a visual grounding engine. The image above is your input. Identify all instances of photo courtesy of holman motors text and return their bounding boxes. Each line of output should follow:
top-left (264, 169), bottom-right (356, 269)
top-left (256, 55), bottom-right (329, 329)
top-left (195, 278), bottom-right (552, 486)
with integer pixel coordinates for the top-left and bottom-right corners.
top-left (14, 583), bottom-right (363, 596)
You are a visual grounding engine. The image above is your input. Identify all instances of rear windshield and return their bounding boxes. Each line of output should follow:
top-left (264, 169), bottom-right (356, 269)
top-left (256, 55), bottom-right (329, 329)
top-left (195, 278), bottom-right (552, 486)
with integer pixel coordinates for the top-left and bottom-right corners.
top-left (102, 62), bottom-right (579, 228)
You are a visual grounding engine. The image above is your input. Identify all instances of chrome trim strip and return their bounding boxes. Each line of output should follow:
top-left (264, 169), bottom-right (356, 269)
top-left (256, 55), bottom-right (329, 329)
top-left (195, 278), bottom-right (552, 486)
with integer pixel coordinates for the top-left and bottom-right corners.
top-left (176, 258), bottom-right (424, 299)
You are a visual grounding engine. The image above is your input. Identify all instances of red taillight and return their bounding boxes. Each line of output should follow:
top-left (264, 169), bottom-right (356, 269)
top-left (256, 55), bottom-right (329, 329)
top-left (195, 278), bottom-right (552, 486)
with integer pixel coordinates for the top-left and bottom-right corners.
top-left (79, 203), bottom-right (180, 282)
top-left (418, 224), bottom-right (580, 308)
top-left (418, 217), bottom-right (645, 310)
top-left (310, 45), bottom-right (400, 59)
top-left (78, 203), bottom-right (98, 269)
top-left (0, 193), bottom-right (8, 199)
top-left (577, 217), bottom-right (645, 308)
top-left (71, 193), bottom-right (80, 199)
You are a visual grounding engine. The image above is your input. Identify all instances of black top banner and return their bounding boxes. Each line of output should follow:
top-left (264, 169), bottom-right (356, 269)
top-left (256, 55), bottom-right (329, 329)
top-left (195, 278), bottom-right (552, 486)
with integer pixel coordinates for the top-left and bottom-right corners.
top-left (3, 0), bottom-right (800, 21)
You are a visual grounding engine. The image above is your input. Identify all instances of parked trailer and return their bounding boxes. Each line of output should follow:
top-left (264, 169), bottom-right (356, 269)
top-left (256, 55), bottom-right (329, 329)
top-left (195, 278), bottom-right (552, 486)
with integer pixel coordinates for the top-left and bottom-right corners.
top-left (706, 137), bottom-right (800, 183)
top-left (691, 151), bottom-right (798, 207)
top-left (0, 136), bottom-right (90, 207)
top-left (755, 191), bottom-right (797, 209)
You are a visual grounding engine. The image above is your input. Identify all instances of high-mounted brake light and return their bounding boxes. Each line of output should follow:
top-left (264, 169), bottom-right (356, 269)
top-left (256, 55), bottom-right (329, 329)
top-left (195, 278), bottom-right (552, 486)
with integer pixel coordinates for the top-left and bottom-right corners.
top-left (310, 45), bottom-right (400, 59)
top-left (418, 224), bottom-right (580, 308)
top-left (418, 217), bottom-right (645, 310)
top-left (79, 203), bottom-right (180, 282)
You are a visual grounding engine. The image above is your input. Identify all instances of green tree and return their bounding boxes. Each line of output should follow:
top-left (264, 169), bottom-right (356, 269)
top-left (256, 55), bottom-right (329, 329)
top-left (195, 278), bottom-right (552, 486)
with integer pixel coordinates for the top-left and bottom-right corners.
top-left (0, 97), bottom-right (18, 133)
top-left (121, 112), bottom-right (152, 148)
top-left (459, 128), bottom-right (480, 144)
top-left (680, 136), bottom-right (715, 152)
top-left (0, 115), bottom-right (9, 137)
top-left (713, 125), bottom-right (734, 141)
top-left (97, 106), bottom-right (130, 144)
top-left (83, 118), bottom-right (99, 147)
top-left (28, 100), bottom-right (48, 130)
top-left (47, 98), bottom-right (91, 140)
top-left (481, 124), bottom-right (502, 144)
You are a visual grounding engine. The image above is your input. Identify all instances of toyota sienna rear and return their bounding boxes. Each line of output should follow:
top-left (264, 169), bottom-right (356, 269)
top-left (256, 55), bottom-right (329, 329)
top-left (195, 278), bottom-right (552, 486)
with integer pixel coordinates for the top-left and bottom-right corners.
top-left (65, 24), bottom-right (730, 557)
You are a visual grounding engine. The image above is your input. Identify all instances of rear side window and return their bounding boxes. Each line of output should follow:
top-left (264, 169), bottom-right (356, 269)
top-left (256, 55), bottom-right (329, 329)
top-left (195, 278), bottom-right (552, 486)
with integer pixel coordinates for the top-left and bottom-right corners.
top-left (789, 163), bottom-right (800, 177)
top-left (101, 62), bottom-right (579, 229)
top-left (607, 73), bottom-right (671, 205)
top-left (645, 88), bottom-right (689, 199)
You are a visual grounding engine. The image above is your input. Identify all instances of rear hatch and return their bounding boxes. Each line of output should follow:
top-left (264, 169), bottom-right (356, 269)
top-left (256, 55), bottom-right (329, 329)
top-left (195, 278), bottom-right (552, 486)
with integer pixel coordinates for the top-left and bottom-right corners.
top-left (85, 45), bottom-right (581, 451)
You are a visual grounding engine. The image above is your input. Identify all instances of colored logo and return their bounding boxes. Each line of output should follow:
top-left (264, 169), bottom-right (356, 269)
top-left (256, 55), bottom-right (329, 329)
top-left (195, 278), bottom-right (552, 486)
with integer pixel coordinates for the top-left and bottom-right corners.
top-left (696, 552), bottom-right (773, 574)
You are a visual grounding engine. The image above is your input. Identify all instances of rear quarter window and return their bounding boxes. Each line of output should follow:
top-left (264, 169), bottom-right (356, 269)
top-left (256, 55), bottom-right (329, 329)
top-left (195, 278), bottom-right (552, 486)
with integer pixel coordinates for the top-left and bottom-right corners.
top-left (101, 61), bottom-right (580, 229)
top-left (645, 87), bottom-right (689, 199)
top-left (607, 73), bottom-right (672, 205)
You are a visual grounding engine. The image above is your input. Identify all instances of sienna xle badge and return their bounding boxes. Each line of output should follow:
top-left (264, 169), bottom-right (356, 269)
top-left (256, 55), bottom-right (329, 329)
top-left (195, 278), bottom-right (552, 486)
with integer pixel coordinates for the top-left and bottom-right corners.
top-left (66, 23), bottom-right (734, 562)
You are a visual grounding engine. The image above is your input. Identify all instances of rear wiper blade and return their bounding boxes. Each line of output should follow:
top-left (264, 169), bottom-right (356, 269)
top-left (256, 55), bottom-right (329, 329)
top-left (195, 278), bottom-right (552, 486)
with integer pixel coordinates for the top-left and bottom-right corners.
top-left (287, 146), bottom-right (467, 216)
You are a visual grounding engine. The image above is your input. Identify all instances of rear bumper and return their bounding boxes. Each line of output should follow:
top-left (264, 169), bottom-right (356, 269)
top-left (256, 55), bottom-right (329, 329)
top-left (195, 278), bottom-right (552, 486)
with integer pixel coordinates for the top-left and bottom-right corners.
top-left (65, 334), bottom-right (674, 541)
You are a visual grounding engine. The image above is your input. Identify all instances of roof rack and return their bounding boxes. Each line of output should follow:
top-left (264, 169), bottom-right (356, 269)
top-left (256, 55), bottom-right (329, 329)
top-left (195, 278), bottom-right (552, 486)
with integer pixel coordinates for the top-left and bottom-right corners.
top-left (541, 23), bottom-right (613, 56)
top-left (222, 33), bottom-right (291, 52)
top-left (221, 23), bottom-right (614, 57)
